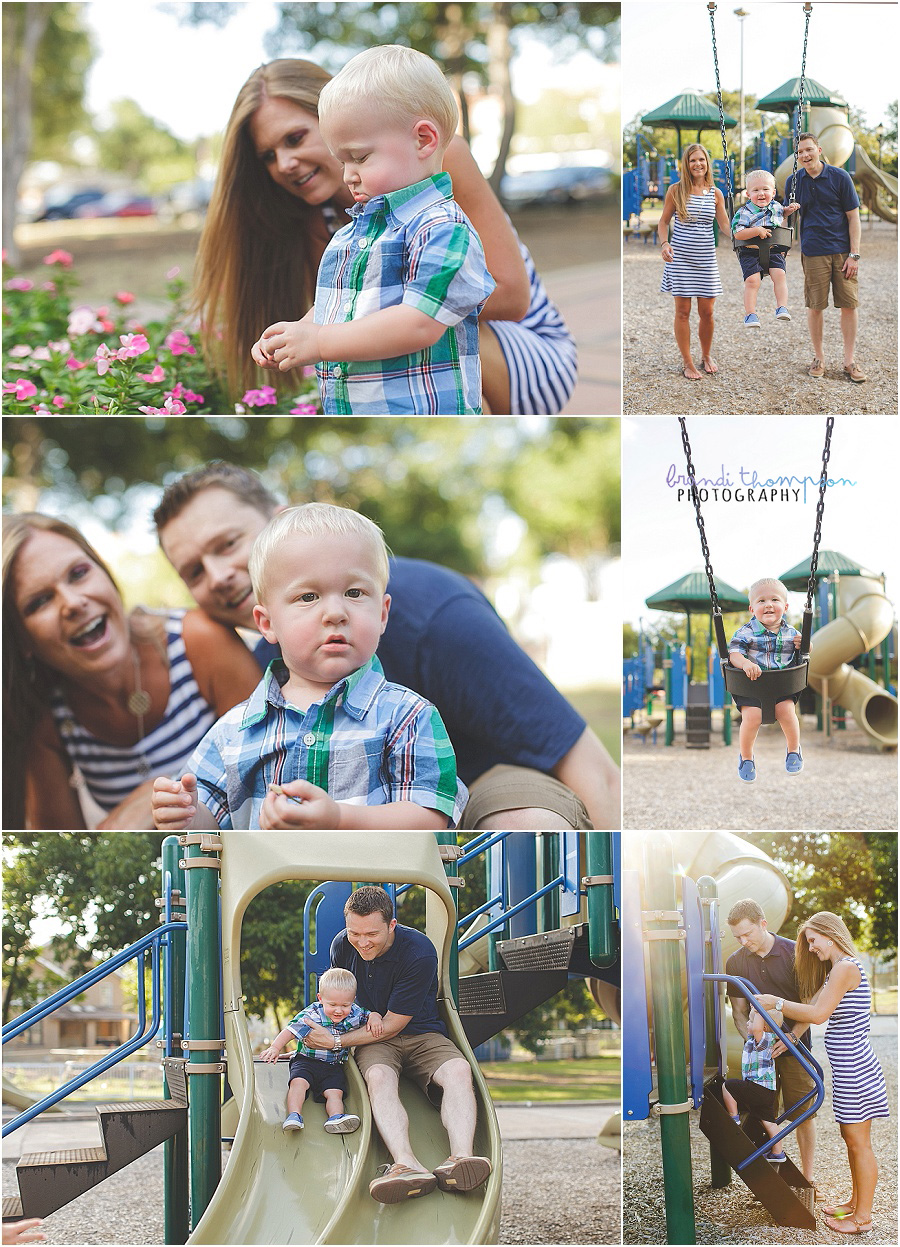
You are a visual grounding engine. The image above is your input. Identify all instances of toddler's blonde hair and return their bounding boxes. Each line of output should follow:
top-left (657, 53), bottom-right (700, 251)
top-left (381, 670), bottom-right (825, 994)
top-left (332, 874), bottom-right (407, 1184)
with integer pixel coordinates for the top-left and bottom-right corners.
top-left (318, 967), bottom-right (358, 997)
top-left (318, 45), bottom-right (459, 147)
top-left (745, 168), bottom-right (776, 191)
top-left (249, 503), bottom-right (390, 600)
top-left (749, 578), bottom-right (789, 606)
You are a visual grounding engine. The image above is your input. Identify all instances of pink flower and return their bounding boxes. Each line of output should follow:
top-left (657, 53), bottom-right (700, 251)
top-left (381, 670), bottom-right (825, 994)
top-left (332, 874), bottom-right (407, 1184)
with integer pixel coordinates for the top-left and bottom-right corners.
top-left (166, 266), bottom-right (181, 280)
top-left (52, 395), bottom-right (66, 409)
top-left (138, 364), bottom-right (166, 383)
top-left (290, 403), bottom-right (318, 414)
top-left (139, 397), bottom-right (187, 414)
top-left (115, 290), bottom-right (135, 305)
top-left (31, 347), bottom-right (51, 362)
top-left (241, 386), bottom-right (277, 408)
top-left (43, 249), bottom-right (74, 268)
top-left (165, 329), bottom-right (196, 356)
top-left (302, 365), bottom-right (317, 379)
top-left (3, 379), bottom-right (38, 400)
top-left (42, 281), bottom-right (57, 293)
top-left (183, 389), bottom-right (204, 404)
top-left (5, 277), bottom-right (33, 292)
top-left (66, 357), bottom-right (87, 371)
top-left (92, 344), bottom-right (114, 376)
top-left (118, 332), bottom-right (150, 359)
top-left (68, 306), bottom-right (101, 336)
top-left (9, 344), bottom-right (32, 358)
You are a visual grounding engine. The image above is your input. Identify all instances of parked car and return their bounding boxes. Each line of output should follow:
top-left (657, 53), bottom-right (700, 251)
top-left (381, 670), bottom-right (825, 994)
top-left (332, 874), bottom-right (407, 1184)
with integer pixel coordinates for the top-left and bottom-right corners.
top-left (157, 177), bottom-right (214, 224)
top-left (75, 191), bottom-right (155, 219)
top-left (500, 165), bottom-right (613, 208)
top-left (36, 188), bottom-right (107, 221)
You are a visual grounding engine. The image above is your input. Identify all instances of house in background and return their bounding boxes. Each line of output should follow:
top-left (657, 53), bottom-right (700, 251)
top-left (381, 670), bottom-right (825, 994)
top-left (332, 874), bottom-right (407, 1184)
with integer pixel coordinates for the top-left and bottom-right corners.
top-left (5, 948), bottom-right (138, 1051)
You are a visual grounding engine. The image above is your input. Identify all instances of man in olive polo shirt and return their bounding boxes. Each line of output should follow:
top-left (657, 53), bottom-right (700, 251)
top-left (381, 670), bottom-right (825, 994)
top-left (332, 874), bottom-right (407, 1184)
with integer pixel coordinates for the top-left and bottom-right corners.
top-left (725, 898), bottom-right (817, 1183)
top-left (789, 132), bottom-right (865, 383)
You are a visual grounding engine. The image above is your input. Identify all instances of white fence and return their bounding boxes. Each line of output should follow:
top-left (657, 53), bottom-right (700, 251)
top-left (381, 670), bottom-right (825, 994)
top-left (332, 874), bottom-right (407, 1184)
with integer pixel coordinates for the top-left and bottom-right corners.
top-left (5, 1061), bottom-right (165, 1101)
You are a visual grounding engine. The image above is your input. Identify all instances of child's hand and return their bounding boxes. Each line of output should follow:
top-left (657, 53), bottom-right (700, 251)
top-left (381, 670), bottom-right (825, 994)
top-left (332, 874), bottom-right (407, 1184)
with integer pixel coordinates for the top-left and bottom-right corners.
top-left (366, 1012), bottom-right (385, 1038)
top-left (253, 320), bottom-right (320, 372)
top-left (793, 634), bottom-right (802, 649)
top-left (260, 1044), bottom-right (283, 1063)
top-left (755, 226), bottom-right (772, 238)
top-left (260, 780), bottom-right (341, 830)
top-left (152, 773), bottom-right (199, 829)
top-left (783, 203), bottom-right (800, 217)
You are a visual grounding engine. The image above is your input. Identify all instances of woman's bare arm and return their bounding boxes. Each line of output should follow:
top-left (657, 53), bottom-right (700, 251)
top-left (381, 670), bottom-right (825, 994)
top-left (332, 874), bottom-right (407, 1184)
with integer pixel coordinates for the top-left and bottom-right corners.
top-left (182, 609), bottom-right (262, 716)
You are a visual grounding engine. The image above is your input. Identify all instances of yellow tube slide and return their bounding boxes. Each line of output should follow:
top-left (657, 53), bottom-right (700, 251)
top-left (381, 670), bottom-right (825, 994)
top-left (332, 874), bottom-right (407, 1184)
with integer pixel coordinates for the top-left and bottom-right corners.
top-left (775, 106), bottom-right (855, 195)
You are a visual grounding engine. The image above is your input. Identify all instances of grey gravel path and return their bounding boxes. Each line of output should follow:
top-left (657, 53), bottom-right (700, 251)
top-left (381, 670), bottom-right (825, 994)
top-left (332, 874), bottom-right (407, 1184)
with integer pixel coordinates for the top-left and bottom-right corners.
top-left (623, 221), bottom-right (897, 416)
top-left (624, 1026), bottom-right (898, 1244)
top-left (623, 719), bottom-right (898, 830)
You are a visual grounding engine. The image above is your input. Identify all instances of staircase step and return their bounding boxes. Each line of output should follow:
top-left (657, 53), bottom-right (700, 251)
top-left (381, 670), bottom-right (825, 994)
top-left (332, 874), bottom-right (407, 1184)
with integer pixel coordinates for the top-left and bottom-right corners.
top-left (498, 927), bottom-right (576, 972)
top-left (458, 971), bottom-right (506, 1015)
top-left (2, 1196), bottom-right (24, 1220)
top-left (19, 1147), bottom-right (107, 1167)
top-left (459, 968), bottom-right (568, 1048)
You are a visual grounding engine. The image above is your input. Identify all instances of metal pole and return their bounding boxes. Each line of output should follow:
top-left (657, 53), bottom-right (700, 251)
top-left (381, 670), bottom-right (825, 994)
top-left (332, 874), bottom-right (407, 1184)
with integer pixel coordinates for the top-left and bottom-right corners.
top-left (506, 832), bottom-right (538, 939)
top-left (183, 834), bottom-right (222, 1229)
top-left (539, 833), bottom-right (561, 933)
top-left (698, 876), bottom-right (731, 1190)
top-left (586, 833), bottom-right (616, 969)
top-left (664, 643), bottom-right (674, 746)
top-left (162, 837), bottom-right (189, 1245)
top-left (644, 835), bottom-right (696, 1245)
top-left (735, 9), bottom-right (748, 192)
top-left (434, 831), bottom-right (460, 1002)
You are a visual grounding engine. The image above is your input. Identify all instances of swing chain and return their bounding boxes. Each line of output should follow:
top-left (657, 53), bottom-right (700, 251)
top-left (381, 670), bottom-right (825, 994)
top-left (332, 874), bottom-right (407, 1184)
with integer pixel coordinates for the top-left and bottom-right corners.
top-left (789, 4), bottom-right (813, 205)
top-left (707, 3), bottom-right (732, 202)
top-left (679, 417), bottom-right (722, 617)
top-left (805, 416), bottom-right (833, 611)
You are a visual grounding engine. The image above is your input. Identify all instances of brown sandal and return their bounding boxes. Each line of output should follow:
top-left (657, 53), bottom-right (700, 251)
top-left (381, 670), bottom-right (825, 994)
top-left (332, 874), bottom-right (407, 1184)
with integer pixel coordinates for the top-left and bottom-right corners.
top-left (823, 1215), bottom-right (874, 1235)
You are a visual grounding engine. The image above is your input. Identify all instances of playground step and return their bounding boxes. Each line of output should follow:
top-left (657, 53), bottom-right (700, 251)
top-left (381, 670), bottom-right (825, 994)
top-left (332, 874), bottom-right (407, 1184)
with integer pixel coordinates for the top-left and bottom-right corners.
top-left (458, 969), bottom-right (569, 1048)
top-left (11, 1059), bottom-right (188, 1220)
top-left (699, 1075), bottom-right (816, 1230)
top-left (2, 1197), bottom-right (24, 1221)
top-left (498, 926), bottom-right (577, 973)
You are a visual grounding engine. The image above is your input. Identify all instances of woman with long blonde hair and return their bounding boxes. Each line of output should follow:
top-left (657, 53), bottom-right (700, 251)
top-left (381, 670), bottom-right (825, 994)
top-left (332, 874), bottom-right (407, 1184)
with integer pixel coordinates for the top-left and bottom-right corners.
top-left (759, 912), bottom-right (889, 1236)
top-left (656, 143), bottom-right (732, 380)
top-left (191, 58), bottom-right (578, 416)
top-left (3, 513), bottom-right (260, 829)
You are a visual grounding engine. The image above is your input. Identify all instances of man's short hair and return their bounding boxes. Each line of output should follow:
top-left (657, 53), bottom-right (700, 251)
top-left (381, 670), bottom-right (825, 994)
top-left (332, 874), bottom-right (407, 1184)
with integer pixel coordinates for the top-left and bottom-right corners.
top-left (153, 461), bottom-right (279, 532)
top-left (318, 45), bottom-right (459, 148)
top-left (797, 132), bottom-right (820, 147)
top-left (318, 967), bottom-right (358, 996)
top-left (727, 899), bottom-right (766, 927)
top-left (749, 578), bottom-right (789, 606)
top-left (745, 168), bottom-right (776, 189)
top-left (248, 502), bottom-right (390, 601)
top-left (345, 885), bottom-right (394, 924)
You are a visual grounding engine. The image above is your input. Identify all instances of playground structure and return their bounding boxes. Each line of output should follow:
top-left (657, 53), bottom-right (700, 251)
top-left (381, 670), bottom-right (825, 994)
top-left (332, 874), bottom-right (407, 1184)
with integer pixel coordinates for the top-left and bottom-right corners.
top-left (2, 831), bottom-right (620, 1244)
top-left (623, 831), bottom-right (824, 1245)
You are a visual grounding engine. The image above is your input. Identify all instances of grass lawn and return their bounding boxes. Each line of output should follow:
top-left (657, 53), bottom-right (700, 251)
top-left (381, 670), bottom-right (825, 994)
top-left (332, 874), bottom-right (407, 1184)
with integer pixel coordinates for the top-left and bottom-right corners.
top-left (477, 1056), bottom-right (620, 1102)
top-left (566, 686), bottom-right (621, 765)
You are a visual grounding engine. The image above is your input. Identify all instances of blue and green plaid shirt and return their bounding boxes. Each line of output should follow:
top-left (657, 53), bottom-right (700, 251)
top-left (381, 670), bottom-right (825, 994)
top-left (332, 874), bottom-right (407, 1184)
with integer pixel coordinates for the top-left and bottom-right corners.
top-left (732, 199), bottom-right (786, 247)
top-left (188, 656), bottom-right (467, 829)
top-left (287, 1000), bottom-right (369, 1064)
top-left (729, 617), bottom-right (800, 669)
top-left (314, 172), bottom-right (495, 415)
top-left (741, 1031), bottom-right (777, 1090)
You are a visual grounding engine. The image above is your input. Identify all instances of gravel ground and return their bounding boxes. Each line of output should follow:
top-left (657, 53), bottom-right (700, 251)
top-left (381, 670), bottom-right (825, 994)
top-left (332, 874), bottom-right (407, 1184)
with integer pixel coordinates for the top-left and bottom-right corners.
top-left (624, 1026), bottom-right (898, 1244)
top-left (3, 1138), bottom-right (618, 1245)
top-left (623, 716), bottom-right (898, 830)
top-left (623, 221), bottom-right (898, 415)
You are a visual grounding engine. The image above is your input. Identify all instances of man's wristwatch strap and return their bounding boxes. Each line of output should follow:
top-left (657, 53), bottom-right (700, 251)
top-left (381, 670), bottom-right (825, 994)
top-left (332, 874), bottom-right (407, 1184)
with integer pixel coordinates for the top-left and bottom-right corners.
top-left (849, 253), bottom-right (861, 260)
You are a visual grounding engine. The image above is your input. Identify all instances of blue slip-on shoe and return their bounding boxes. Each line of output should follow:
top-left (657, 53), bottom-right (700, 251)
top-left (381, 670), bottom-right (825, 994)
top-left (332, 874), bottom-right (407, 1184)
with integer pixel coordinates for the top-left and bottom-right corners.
top-left (325, 1112), bottom-right (361, 1134)
top-left (768, 1152), bottom-right (787, 1163)
top-left (743, 313), bottom-right (761, 328)
top-left (738, 756), bottom-right (756, 783)
top-left (775, 306), bottom-right (792, 321)
top-left (786, 750), bottom-right (803, 774)
top-left (283, 1112), bottom-right (304, 1131)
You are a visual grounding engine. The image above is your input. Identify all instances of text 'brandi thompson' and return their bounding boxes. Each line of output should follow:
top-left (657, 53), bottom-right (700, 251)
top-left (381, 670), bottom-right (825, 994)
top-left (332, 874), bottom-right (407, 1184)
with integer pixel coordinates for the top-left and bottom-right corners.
top-left (666, 464), bottom-right (857, 504)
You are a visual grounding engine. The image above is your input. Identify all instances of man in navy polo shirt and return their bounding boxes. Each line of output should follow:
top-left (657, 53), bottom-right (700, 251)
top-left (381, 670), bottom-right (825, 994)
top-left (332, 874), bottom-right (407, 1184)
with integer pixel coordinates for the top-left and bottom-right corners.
top-left (301, 886), bottom-right (491, 1204)
top-left (788, 132), bottom-right (865, 383)
top-left (725, 898), bottom-right (817, 1183)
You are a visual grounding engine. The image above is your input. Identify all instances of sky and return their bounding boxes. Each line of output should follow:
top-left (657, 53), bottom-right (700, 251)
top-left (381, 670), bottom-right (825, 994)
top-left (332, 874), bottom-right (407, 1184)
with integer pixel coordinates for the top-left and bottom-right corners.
top-left (622, 0), bottom-right (897, 132)
top-left (80, 1), bottom-right (615, 145)
top-left (622, 416), bottom-right (900, 630)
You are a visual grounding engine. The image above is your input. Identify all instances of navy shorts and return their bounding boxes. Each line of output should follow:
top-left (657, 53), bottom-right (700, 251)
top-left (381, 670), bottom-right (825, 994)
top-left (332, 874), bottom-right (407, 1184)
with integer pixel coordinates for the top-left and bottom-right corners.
top-left (732, 692), bottom-right (801, 710)
top-left (288, 1053), bottom-right (348, 1102)
top-left (738, 247), bottom-right (787, 279)
top-left (724, 1077), bottom-right (778, 1119)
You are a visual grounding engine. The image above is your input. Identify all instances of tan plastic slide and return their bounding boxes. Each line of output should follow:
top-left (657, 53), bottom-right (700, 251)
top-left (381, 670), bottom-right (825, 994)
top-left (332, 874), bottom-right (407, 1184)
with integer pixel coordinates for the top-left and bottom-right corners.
top-left (189, 833), bottom-right (501, 1245)
top-left (807, 577), bottom-right (898, 748)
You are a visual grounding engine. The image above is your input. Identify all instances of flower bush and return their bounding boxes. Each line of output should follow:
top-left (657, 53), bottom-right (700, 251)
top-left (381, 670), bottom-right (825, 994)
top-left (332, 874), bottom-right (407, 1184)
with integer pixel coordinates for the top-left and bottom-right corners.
top-left (2, 250), bottom-right (321, 415)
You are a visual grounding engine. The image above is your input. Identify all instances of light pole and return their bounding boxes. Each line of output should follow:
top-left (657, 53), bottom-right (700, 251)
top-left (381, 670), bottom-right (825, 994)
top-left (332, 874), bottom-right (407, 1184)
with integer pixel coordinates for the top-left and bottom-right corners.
top-left (734, 8), bottom-right (749, 193)
top-left (875, 122), bottom-right (885, 169)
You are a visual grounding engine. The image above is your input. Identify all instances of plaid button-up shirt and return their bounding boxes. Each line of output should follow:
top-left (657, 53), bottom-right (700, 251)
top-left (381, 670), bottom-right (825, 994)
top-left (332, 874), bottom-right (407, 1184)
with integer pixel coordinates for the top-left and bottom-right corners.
top-left (314, 172), bottom-right (495, 415)
top-left (732, 199), bottom-right (786, 244)
top-left (729, 617), bottom-right (800, 670)
top-left (287, 1000), bottom-right (369, 1064)
top-left (188, 656), bottom-right (467, 829)
top-left (741, 1032), bottom-right (777, 1090)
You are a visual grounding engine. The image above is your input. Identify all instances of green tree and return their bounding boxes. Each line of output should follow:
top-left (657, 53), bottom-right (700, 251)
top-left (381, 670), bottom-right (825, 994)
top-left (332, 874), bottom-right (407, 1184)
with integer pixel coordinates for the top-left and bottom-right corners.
top-left (94, 98), bottom-right (191, 189)
top-left (509, 977), bottom-right (601, 1055)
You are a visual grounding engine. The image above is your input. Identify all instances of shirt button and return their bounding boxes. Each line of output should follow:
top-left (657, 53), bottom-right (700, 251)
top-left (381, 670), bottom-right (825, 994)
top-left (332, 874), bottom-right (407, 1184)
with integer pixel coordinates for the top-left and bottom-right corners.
top-left (358, 238), bottom-right (368, 249)
top-left (331, 365), bottom-right (344, 379)
top-left (303, 732), bottom-right (316, 746)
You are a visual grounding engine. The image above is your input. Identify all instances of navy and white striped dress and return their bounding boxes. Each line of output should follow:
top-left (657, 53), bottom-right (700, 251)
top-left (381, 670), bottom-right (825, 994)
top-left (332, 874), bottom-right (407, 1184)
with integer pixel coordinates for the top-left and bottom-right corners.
top-left (824, 957), bottom-right (889, 1124)
top-left (486, 243), bottom-right (578, 415)
top-left (49, 610), bottom-right (218, 813)
top-left (660, 188), bottom-right (723, 298)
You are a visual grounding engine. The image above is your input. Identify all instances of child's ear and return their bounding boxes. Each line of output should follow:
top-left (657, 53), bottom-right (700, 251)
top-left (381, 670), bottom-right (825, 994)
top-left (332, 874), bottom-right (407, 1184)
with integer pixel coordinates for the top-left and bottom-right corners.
top-left (253, 601), bottom-right (277, 642)
top-left (413, 119), bottom-right (440, 158)
top-left (380, 593), bottom-right (391, 635)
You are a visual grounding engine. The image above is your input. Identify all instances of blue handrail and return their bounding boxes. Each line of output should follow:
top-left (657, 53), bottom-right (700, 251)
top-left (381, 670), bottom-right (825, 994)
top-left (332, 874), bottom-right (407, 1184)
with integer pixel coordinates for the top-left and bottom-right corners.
top-left (702, 972), bottom-right (825, 1170)
top-left (458, 875), bottom-right (565, 951)
top-left (2, 921), bottom-right (186, 1138)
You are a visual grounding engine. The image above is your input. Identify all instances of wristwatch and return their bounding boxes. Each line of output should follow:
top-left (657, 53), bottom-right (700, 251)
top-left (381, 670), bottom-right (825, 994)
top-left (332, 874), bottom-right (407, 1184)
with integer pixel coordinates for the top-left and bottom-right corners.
top-left (849, 253), bottom-right (860, 260)
top-left (775, 997), bottom-right (784, 1011)
top-left (332, 1035), bottom-right (342, 1052)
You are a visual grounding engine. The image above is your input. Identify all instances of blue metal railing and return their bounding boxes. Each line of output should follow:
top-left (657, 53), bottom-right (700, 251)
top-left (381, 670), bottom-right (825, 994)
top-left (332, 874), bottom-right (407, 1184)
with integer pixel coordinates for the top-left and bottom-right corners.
top-left (2, 921), bottom-right (186, 1137)
top-left (703, 972), bottom-right (825, 1170)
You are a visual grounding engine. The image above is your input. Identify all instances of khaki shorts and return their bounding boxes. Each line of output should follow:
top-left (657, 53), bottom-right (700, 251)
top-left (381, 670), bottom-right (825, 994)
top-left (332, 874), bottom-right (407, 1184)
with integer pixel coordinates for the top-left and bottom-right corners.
top-left (354, 1032), bottom-right (465, 1106)
top-left (776, 1050), bottom-right (818, 1122)
top-left (801, 252), bottom-right (859, 310)
top-left (460, 764), bottom-right (592, 830)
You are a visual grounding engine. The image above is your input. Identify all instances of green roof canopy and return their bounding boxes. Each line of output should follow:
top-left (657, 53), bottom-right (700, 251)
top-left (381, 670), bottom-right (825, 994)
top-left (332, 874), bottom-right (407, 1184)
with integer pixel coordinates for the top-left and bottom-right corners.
top-left (756, 78), bottom-right (847, 114)
top-left (646, 572), bottom-right (747, 615)
top-left (779, 549), bottom-right (880, 590)
top-left (642, 92), bottom-right (737, 128)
